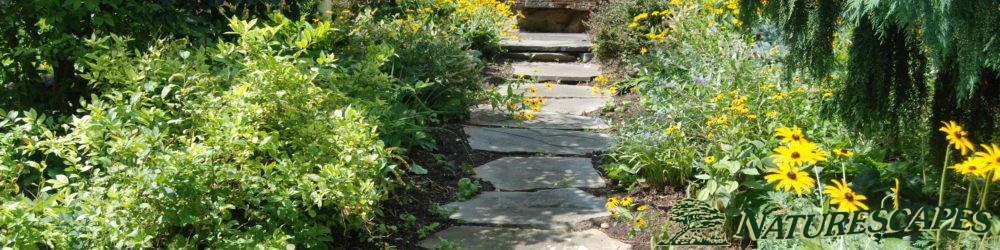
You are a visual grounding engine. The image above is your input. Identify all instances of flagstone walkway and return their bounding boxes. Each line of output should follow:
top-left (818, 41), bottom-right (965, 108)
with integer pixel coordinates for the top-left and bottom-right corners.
top-left (418, 32), bottom-right (630, 249)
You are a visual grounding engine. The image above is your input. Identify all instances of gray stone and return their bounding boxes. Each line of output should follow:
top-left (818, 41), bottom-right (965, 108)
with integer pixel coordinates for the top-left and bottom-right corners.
top-left (504, 52), bottom-right (579, 62)
top-left (418, 226), bottom-right (630, 250)
top-left (444, 188), bottom-right (609, 229)
top-left (474, 157), bottom-right (604, 190)
top-left (512, 62), bottom-right (602, 82)
top-left (468, 108), bottom-right (608, 130)
top-left (464, 126), bottom-right (612, 154)
top-left (501, 33), bottom-right (593, 52)
top-left (506, 83), bottom-right (601, 98)
top-left (537, 98), bottom-right (607, 115)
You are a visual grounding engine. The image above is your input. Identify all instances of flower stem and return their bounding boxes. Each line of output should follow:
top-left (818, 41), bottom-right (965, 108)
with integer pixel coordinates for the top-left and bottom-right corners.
top-left (980, 179), bottom-right (991, 211)
top-left (936, 149), bottom-right (952, 248)
top-left (965, 177), bottom-right (976, 208)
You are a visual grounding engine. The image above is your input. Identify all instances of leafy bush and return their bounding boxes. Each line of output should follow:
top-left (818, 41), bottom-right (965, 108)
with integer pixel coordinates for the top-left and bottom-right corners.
top-left (0, 1), bottom-right (518, 244)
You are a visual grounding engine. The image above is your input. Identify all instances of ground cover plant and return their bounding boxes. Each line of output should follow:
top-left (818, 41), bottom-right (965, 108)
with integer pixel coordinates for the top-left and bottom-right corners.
top-left (592, 0), bottom-right (1000, 248)
top-left (0, 0), bottom-right (518, 247)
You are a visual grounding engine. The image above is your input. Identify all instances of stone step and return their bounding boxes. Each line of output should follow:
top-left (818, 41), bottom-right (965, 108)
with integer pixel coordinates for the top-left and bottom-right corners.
top-left (505, 83), bottom-right (603, 98)
top-left (465, 125), bottom-right (612, 154)
top-left (418, 226), bottom-right (631, 250)
top-left (511, 62), bottom-right (602, 82)
top-left (474, 157), bottom-right (605, 190)
top-left (468, 108), bottom-right (608, 130)
top-left (500, 32), bottom-right (593, 52)
top-left (503, 52), bottom-right (579, 62)
top-left (443, 188), bottom-right (608, 229)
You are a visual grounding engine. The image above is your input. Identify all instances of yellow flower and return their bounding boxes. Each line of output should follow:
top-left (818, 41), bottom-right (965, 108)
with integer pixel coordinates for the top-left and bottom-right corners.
top-left (591, 85), bottom-right (600, 95)
top-left (608, 86), bottom-right (618, 93)
top-left (663, 125), bottom-right (679, 135)
top-left (531, 105), bottom-right (541, 112)
top-left (731, 96), bottom-right (748, 104)
top-left (633, 13), bottom-right (649, 22)
top-left (640, 47), bottom-right (648, 54)
top-left (771, 141), bottom-right (828, 167)
top-left (746, 114), bottom-right (758, 119)
top-left (974, 144), bottom-right (1000, 181)
top-left (834, 148), bottom-right (855, 157)
top-left (774, 125), bottom-right (806, 143)
top-left (824, 179), bottom-right (870, 213)
top-left (342, 10), bottom-right (351, 13)
top-left (710, 93), bottom-right (725, 102)
top-left (940, 121), bottom-right (975, 155)
top-left (637, 205), bottom-right (648, 211)
top-left (633, 219), bottom-right (646, 227)
top-left (515, 73), bottom-right (526, 78)
top-left (771, 92), bottom-right (789, 99)
top-left (620, 197), bottom-right (633, 206)
top-left (760, 84), bottom-right (776, 90)
top-left (532, 68), bottom-right (540, 72)
top-left (512, 113), bottom-right (523, 119)
top-left (733, 18), bottom-right (743, 27)
top-left (728, 90), bottom-right (739, 95)
top-left (324, 10), bottom-right (334, 14)
top-left (764, 164), bottom-right (816, 195)
top-left (890, 178), bottom-right (900, 209)
top-left (606, 197), bottom-right (619, 208)
top-left (544, 83), bottom-right (553, 90)
top-left (528, 87), bottom-right (538, 95)
top-left (765, 111), bottom-right (779, 117)
top-left (609, 209), bottom-right (619, 218)
top-left (822, 92), bottom-right (833, 98)
top-left (628, 22), bottom-right (639, 28)
top-left (704, 156), bottom-right (716, 163)
top-left (789, 89), bottom-right (805, 94)
top-left (523, 112), bottom-right (534, 120)
top-left (949, 156), bottom-right (988, 178)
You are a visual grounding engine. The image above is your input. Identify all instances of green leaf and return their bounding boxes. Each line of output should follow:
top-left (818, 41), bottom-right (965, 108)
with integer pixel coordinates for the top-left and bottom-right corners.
top-left (410, 164), bottom-right (428, 175)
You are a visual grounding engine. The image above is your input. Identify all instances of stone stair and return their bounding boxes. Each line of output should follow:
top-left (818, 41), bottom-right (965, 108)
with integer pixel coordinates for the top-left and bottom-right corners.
top-left (419, 32), bottom-right (629, 249)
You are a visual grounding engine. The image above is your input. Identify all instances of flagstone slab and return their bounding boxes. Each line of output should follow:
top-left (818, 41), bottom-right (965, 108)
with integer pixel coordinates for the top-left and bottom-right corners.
top-left (474, 157), bottom-right (605, 190)
top-left (468, 108), bottom-right (608, 130)
top-left (501, 32), bottom-right (593, 52)
top-left (504, 52), bottom-right (579, 62)
top-left (538, 98), bottom-right (607, 115)
top-left (444, 188), bottom-right (608, 229)
top-left (512, 62), bottom-right (601, 82)
top-left (464, 126), bottom-right (612, 154)
top-left (507, 83), bottom-right (602, 98)
top-left (418, 226), bottom-right (631, 250)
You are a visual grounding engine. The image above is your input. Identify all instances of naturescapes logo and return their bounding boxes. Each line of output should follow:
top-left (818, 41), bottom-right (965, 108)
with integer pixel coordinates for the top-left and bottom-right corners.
top-left (734, 206), bottom-right (995, 240)
top-left (657, 200), bottom-right (996, 246)
top-left (657, 199), bottom-right (728, 246)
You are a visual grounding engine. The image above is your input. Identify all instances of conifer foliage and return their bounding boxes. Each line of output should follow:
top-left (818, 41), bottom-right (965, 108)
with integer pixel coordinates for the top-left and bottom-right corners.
top-left (738, 0), bottom-right (1000, 157)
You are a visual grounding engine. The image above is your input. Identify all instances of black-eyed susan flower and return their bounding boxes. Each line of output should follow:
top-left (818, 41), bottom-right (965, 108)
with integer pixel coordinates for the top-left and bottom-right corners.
top-left (774, 125), bottom-right (806, 143)
top-left (824, 179), bottom-right (869, 213)
top-left (636, 205), bottom-right (647, 211)
top-left (949, 156), bottom-right (988, 178)
top-left (662, 125), bottom-right (679, 135)
top-left (544, 83), bottom-right (553, 90)
top-left (835, 148), bottom-right (854, 157)
top-left (609, 209), bottom-right (619, 218)
top-left (822, 92), bottom-right (833, 98)
top-left (746, 114), bottom-right (758, 119)
top-left (640, 48), bottom-right (648, 54)
top-left (633, 219), bottom-right (645, 227)
top-left (771, 141), bottom-right (828, 167)
top-left (606, 197), bottom-right (619, 208)
top-left (528, 87), bottom-right (538, 95)
top-left (523, 112), bottom-right (534, 120)
top-left (621, 197), bottom-right (633, 206)
top-left (704, 156), bottom-right (716, 163)
top-left (765, 111), bottom-right (779, 117)
top-left (974, 144), bottom-right (1000, 181)
top-left (939, 121), bottom-right (975, 155)
top-left (764, 164), bottom-right (815, 195)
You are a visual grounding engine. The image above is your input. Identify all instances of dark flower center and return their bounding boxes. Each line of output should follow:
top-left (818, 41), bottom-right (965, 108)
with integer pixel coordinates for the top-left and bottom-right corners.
top-left (845, 192), bottom-right (855, 201)
top-left (791, 152), bottom-right (801, 159)
top-left (954, 132), bottom-right (963, 139)
top-left (840, 149), bottom-right (849, 154)
top-left (792, 134), bottom-right (801, 140)
top-left (970, 166), bottom-right (977, 170)
top-left (787, 171), bottom-right (797, 180)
